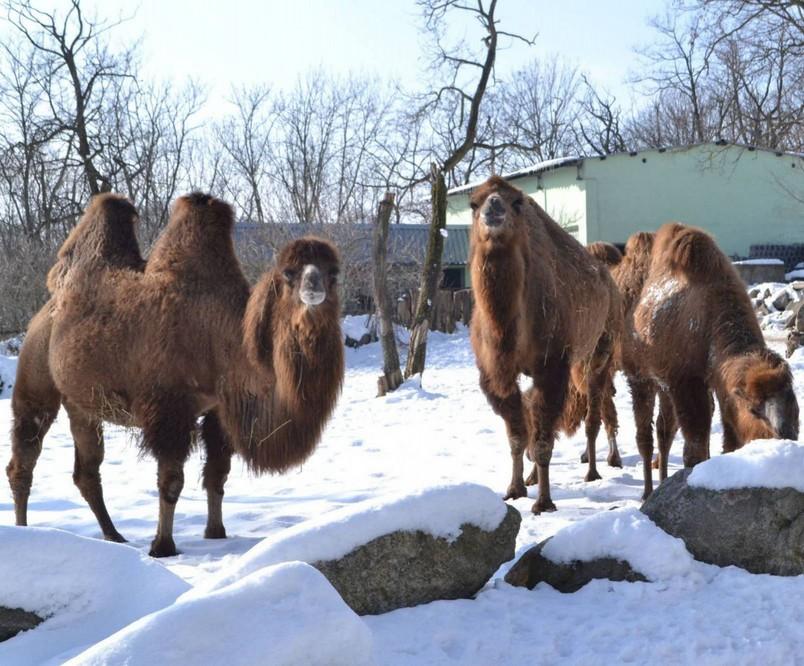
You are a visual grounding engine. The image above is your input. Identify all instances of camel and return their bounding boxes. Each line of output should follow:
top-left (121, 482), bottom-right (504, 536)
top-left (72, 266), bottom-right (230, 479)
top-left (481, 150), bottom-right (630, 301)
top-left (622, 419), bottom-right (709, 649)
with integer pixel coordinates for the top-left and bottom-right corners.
top-left (633, 222), bottom-right (799, 471)
top-left (7, 193), bottom-right (344, 557)
top-left (469, 176), bottom-right (622, 515)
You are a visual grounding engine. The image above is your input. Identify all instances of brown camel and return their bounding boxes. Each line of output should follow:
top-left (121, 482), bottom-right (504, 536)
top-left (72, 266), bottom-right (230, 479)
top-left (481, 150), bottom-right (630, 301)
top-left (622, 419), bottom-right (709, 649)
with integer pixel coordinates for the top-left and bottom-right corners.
top-left (7, 193), bottom-right (344, 557)
top-left (633, 222), bottom-right (799, 471)
top-left (469, 176), bottom-right (622, 514)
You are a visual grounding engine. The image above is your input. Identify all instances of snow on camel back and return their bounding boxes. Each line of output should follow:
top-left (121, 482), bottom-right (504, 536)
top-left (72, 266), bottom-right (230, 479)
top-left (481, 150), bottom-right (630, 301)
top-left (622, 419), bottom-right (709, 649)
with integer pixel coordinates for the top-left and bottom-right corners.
top-left (66, 562), bottom-right (375, 666)
top-left (687, 439), bottom-right (804, 492)
top-left (0, 527), bottom-right (188, 665)
top-left (195, 483), bottom-right (508, 595)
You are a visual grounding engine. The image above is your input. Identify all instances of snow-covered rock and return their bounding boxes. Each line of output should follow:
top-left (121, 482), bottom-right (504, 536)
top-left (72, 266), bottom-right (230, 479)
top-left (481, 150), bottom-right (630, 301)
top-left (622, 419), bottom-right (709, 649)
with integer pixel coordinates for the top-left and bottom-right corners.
top-left (198, 483), bottom-right (508, 594)
top-left (0, 527), bottom-right (189, 665)
top-left (505, 508), bottom-right (695, 591)
top-left (192, 484), bottom-right (518, 615)
top-left (67, 561), bottom-right (375, 666)
top-left (687, 439), bottom-right (804, 492)
top-left (643, 446), bottom-right (804, 576)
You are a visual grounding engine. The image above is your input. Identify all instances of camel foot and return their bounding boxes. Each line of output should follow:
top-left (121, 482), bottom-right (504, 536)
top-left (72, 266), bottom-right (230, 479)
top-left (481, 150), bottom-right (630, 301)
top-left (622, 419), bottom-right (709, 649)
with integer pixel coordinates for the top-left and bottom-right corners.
top-left (641, 488), bottom-right (653, 502)
top-left (607, 453), bottom-right (623, 468)
top-left (585, 469), bottom-right (602, 483)
top-left (683, 455), bottom-right (706, 469)
top-left (104, 531), bottom-right (127, 544)
top-left (204, 524), bottom-right (227, 539)
top-left (531, 498), bottom-right (557, 515)
top-left (149, 536), bottom-right (179, 558)
top-left (580, 451), bottom-right (589, 464)
top-left (524, 469), bottom-right (538, 486)
top-left (503, 481), bottom-right (527, 501)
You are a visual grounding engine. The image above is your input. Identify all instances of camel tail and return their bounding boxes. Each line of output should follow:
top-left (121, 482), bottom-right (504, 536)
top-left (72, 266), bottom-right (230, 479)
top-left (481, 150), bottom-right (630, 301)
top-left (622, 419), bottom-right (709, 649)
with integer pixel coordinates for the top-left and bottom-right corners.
top-left (655, 222), bottom-right (730, 282)
top-left (559, 379), bottom-right (587, 437)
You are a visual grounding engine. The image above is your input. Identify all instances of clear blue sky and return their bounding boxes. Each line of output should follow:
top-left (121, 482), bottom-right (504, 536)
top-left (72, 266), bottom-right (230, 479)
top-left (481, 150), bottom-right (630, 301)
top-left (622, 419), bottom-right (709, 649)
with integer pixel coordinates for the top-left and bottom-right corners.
top-left (4, 0), bottom-right (669, 114)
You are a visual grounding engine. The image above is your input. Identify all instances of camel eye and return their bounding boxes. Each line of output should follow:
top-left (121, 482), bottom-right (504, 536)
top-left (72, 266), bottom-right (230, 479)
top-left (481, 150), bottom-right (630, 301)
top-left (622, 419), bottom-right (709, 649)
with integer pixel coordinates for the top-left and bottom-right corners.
top-left (282, 269), bottom-right (297, 284)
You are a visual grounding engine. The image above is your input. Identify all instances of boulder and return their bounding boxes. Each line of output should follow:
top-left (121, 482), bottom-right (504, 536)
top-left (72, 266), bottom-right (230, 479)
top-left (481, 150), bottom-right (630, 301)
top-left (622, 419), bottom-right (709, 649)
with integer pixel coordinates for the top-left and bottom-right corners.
top-left (313, 505), bottom-right (521, 615)
top-left (0, 607), bottom-right (43, 643)
top-left (641, 469), bottom-right (804, 576)
top-left (748, 286), bottom-right (762, 298)
top-left (772, 289), bottom-right (793, 311)
top-left (504, 538), bottom-right (646, 592)
top-left (790, 281), bottom-right (804, 292)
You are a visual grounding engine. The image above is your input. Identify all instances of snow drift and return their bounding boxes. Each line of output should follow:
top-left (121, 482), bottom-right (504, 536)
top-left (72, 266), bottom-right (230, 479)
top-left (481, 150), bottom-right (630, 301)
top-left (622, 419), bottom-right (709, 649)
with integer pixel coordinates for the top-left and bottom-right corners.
top-left (0, 527), bottom-right (189, 665)
top-left (68, 561), bottom-right (375, 666)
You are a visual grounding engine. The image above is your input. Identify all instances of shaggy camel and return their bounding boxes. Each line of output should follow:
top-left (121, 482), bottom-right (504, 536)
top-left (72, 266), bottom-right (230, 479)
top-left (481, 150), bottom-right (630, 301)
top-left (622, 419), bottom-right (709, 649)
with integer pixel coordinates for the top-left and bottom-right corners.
top-left (469, 176), bottom-right (622, 514)
top-left (7, 193), bottom-right (344, 557)
top-left (591, 233), bottom-right (677, 498)
top-left (633, 222), bottom-right (799, 470)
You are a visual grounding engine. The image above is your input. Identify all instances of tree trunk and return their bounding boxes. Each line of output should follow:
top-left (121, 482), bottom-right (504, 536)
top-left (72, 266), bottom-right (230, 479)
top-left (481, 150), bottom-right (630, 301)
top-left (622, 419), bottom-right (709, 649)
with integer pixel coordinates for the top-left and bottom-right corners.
top-left (405, 164), bottom-right (447, 379)
top-left (373, 191), bottom-right (403, 396)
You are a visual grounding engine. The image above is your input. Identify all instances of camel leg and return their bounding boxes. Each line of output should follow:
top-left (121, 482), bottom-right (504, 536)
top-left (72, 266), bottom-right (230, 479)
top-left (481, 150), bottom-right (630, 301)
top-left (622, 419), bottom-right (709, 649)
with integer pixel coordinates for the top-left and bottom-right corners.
top-left (63, 400), bottom-right (125, 542)
top-left (142, 403), bottom-right (194, 558)
top-left (602, 375), bottom-right (622, 468)
top-left (525, 356), bottom-right (570, 514)
top-left (668, 378), bottom-right (711, 468)
top-left (629, 378), bottom-right (657, 500)
top-left (6, 402), bottom-right (58, 526)
top-left (479, 372), bottom-right (528, 500)
top-left (201, 411), bottom-right (232, 539)
top-left (656, 390), bottom-right (678, 482)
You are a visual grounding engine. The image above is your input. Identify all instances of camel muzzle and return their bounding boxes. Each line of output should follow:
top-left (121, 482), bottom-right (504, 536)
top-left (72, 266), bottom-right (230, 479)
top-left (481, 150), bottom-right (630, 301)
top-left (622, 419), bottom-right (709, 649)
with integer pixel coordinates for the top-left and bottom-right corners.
top-left (300, 265), bottom-right (326, 306)
top-left (482, 194), bottom-right (506, 229)
top-left (767, 393), bottom-right (799, 440)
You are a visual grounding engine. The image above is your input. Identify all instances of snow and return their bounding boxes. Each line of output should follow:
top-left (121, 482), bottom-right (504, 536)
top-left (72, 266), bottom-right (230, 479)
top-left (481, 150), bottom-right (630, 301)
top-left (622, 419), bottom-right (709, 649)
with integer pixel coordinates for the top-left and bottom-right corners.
top-left (194, 483), bottom-right (507, 595)
top-left (0, 527), bottom-right (189, 665)
top-left (440, 228), bottom-right (449, 238)
top-left (342, 314), bottom-right (374, 341)
top-left (733, 258), bottom-right (785, 266)
top-left (1, 326), bottom-right (804, 664)
top-left (786, 269), bottom-right (804, 281)
top-left (0, 354), bottom-right (15, 398)
top-left (68, 562), bottom-right (374, 666)
top-left (688, 439), bottom-right (804, 492)
top-left (540, 507), bottom-right (695, 581)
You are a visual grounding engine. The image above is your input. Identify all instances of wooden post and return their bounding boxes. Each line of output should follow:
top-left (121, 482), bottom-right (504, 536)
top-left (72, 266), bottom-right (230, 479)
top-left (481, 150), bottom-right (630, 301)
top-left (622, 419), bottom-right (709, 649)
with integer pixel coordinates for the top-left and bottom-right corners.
top-left (405, 164), bottom-right (447, 379)
top-left (373, 192), bottom-right (404, 396)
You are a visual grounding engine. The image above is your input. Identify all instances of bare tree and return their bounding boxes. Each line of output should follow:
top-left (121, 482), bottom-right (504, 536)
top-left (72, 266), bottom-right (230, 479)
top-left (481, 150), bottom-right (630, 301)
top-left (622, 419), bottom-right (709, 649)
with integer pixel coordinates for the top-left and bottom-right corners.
top-left (575, 75), bottom-right (629, 156)
top-left (403, 0), bottom-right (534, 380)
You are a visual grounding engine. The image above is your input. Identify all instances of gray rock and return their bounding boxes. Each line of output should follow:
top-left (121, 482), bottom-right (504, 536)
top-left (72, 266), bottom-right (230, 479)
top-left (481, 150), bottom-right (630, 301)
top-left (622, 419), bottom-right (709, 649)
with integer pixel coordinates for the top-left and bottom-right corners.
top-left (0, 607), bottom-right (43, 642)
top-left (797, 302), bottom-right (804, 332)
top-left (313, 505), bottom-right (521, 615)
top-left (772, 289), bottom-right (792, 311)
top-left (748, 286), bottom-right (762, 298)
top-left (790, 281), bottom-right (804, 292)
top-left (641, 469), bottom-right (804, 576)
top-left (504, 538), bottom-right (646, 592)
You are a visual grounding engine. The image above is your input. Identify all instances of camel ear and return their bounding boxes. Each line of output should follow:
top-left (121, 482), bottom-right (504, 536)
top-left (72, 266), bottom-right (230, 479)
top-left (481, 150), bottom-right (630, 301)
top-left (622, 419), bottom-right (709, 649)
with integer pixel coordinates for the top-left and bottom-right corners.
top-left (745, 365), bottom-right (789, 404)
top-left (243, 272), bottom-right (280, 376)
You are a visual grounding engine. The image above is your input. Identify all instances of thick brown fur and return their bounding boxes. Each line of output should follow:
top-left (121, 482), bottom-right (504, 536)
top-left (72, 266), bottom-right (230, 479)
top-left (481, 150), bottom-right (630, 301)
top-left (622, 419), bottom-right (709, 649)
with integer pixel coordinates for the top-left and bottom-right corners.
top-left (8, 193), bottom-right (344, 557)
top-left (469, 176), bottom-right (622, 514)
top-left (586, 241), bottom-right (623, 268)
top-left (633, 222), bottom-right (799, 471)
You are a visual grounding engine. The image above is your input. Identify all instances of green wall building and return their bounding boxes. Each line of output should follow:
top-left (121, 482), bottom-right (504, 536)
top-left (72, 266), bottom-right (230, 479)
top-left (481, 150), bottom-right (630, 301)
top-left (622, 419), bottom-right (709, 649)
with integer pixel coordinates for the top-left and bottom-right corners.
top-left (447, 142), bottom-right (804, 259)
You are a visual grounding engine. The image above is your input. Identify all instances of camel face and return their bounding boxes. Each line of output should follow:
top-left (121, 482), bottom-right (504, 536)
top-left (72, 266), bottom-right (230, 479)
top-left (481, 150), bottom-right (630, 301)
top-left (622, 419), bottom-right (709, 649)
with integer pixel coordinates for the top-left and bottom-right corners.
top-left (743, 358), bottom-right (800, 441)
top-left (278, 238), bottom-right (340, 309)
top-left (469, 176), bottom-right (524, 242)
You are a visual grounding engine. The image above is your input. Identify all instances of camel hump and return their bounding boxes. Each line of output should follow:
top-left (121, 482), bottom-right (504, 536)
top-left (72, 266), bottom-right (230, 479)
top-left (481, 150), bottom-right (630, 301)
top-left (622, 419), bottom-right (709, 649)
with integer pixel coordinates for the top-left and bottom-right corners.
top-left (587, 241), bottom-right (622, 267)
top-left (623, 231), bottom-right (654, 259)
top-left (146, 192), bottom-right (242, 280)
top-left (653, 222), bottom-right (728, 281)
top-left (47, 193), bottom-right (143, 292)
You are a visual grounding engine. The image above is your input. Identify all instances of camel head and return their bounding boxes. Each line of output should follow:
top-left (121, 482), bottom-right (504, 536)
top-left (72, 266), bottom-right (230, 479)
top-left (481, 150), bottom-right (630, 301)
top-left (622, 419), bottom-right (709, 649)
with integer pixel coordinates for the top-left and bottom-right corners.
top-left (277, 237), bottom-right (340, 309)
top-left (726, 349), bottom-right (800, 442)
top-left (469, 176), bottom-right (526, 243)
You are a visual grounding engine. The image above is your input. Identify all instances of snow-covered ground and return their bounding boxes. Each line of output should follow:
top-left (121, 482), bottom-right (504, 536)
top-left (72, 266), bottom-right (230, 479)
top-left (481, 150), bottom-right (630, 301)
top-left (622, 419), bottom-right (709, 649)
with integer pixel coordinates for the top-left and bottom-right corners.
top-left (2, 327), bottom-right (804, 664)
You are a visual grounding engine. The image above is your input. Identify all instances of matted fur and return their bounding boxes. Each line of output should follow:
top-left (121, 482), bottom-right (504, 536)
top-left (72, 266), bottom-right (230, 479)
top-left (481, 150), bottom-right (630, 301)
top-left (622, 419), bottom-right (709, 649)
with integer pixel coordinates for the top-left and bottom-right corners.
top-left (8, 194), bottom-right (344, 556)
top-left (469, 176), bottom-right (622, 514)
top-left (634, 222), bottom-right (799, 468)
